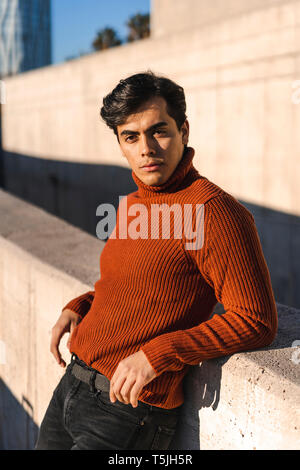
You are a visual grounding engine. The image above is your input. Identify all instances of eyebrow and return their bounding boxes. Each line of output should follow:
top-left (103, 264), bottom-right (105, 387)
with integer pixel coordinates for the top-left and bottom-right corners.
top-left (120, 121), bottom-right (168, 137)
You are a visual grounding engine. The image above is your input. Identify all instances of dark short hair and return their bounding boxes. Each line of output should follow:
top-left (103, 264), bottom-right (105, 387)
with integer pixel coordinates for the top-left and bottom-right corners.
top-left (100, 71), bottom-right (187, 138)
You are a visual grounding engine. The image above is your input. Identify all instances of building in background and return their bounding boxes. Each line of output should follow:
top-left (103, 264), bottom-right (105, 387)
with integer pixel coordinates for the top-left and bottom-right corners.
top-left (0, 0), bottom-right (51, 79)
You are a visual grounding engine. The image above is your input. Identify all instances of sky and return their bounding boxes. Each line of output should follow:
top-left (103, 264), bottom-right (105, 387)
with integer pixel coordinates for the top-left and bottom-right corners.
top-left (51, 0), bottom-right (151, 64)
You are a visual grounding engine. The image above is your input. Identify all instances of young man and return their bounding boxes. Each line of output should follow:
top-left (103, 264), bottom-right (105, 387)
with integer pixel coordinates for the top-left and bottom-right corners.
top-left (35, 71), bottom-right (278, 450)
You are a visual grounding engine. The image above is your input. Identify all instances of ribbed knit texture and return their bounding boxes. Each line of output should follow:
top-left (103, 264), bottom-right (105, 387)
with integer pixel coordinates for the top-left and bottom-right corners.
top-left (63, 146), bottom-right (278, 409)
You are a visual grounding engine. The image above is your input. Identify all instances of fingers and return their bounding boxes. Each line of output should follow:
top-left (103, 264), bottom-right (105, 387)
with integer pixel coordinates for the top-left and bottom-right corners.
top-left (109, 375), bottom-right (127, 404)
top-left (128, 381), bottom-right (143, 408)
top-left (110, 375), bottom-right (143, 408)
top-left (109, 351), bottom-right (157, 407)
top-left (50, 311), bottom-right (81, 368)
top-left (67, 320), bottom-right (77, 352)
top-left (50, 323), bottom-right (67, 368)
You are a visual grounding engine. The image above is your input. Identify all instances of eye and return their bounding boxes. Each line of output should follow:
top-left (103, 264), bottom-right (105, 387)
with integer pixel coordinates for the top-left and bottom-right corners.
top-left (153, 129), bottom-right (166, 136)
top-left (125, 135), bottom-right (137, 143)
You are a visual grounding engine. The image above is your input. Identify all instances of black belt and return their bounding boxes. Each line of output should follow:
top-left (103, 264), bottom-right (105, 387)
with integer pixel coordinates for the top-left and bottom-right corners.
top-left (71, 358), bottom-right (110, 393)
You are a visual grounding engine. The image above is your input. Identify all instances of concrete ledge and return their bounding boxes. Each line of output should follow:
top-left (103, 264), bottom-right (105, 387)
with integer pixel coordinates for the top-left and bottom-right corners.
top-left (0, 189), bottom-right (299, 449)
top-left (173, 302), bottom-right (300, 449)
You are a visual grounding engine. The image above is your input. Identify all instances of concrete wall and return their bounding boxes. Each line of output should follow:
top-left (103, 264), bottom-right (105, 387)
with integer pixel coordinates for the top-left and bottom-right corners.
top-left (151, 0), bottom-right (296, 37)
top-left (0, 189), bottom-right (102, 449)
top-left (0, 0), bottom-right (300, 307)
top-left (2, 0), bottom-right (300, 214)
top-left (0, 189), bottom-right (299, 450)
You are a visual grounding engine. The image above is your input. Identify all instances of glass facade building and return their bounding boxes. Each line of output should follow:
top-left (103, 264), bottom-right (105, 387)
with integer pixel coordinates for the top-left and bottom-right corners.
top-left (0, 0), bottom-right (51, 78)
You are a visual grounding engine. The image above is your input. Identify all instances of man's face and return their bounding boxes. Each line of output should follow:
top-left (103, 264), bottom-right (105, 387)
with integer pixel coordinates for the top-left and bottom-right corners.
top-left (117, 96), bottom-right (189, 186)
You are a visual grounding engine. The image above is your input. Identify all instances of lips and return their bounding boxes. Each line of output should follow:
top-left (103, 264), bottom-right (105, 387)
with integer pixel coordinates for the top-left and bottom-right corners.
top-left (141, 162), bottom-right (163, 172)
top-left (142, 162), bottom-right (163, 168)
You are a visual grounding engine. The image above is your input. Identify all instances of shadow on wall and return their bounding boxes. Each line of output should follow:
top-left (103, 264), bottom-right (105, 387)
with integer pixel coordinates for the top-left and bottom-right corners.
top-left (0, 378), bottom-right (39, 450)
top-left (1, 151), bottom-right (138, 239)
top-left (178, 356), bottom-right (235, 450)
top-left (170, 300), bottom-right (300, 450)
top-left (170, 356), bottom-right (227, 450)
top-left (240, 201), bottom-right (300, 311)
top-left (0, 151), bottom-right (300, 309)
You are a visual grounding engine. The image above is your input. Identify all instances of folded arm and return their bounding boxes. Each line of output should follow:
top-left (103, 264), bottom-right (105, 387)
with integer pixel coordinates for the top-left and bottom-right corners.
top-left (141, 194), bottom-right (278, 376)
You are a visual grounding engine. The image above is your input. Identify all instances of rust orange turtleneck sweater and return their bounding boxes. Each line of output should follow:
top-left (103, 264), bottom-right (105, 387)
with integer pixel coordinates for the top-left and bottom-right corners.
top-left (62, 147), bottom-right (278, 409)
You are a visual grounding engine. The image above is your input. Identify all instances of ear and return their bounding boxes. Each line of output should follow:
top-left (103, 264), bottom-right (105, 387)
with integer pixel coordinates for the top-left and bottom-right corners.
top-left (181, 120), bottom-right (189, 145)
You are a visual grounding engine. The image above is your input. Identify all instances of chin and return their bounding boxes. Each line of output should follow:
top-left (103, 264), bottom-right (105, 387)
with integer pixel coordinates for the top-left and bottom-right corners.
top-left (145, 175), bottom-right (166, 186)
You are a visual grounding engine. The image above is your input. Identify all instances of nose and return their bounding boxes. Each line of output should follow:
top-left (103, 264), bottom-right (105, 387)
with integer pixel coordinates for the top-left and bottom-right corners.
top-left (140, 133), bottom-right (155, 157)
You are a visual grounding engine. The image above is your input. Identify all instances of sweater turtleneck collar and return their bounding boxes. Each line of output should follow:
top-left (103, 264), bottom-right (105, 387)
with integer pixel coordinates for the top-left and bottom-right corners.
top-left (131, 146), bottom-right (197, 198)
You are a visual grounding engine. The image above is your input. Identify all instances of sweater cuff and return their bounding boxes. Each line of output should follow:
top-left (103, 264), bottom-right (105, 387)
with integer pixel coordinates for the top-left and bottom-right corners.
top-left (140, 332), bottom-right (184, 377)
top-left (62, 290), bottom-right (95, 319)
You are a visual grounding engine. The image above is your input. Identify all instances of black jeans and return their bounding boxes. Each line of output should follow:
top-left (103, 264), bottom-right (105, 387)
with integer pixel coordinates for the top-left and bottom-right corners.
top-left (35, 356), bottom-right (181, 450)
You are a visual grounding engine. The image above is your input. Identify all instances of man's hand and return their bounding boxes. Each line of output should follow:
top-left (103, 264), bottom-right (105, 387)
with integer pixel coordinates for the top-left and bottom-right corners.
top-left (109, 350), bottom-right (157, 408)
top-left (50, 308), bottom-right (81, 368)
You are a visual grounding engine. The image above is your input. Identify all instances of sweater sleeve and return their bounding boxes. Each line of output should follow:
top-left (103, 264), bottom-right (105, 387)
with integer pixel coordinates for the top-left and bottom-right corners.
top-left (141, 194), bottom-right (278, 377)
top-left (62, 290), bottom-right (95, 319)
